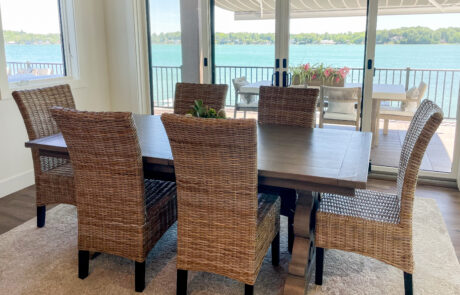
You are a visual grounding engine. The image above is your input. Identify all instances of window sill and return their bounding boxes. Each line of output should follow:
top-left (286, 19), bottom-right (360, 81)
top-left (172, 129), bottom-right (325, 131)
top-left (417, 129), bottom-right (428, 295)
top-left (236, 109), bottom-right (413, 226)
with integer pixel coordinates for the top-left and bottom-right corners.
top-left (1, 76), bottom-right (87, 101)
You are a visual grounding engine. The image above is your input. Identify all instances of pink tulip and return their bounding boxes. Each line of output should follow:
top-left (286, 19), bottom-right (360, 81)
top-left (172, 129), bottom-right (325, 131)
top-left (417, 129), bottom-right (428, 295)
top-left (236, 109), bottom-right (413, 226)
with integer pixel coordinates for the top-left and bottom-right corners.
top-left (312, 74), bottom-right (317, 80)
top-left (336, 77), bottom-right (341, 83)
top-left (324, 68), bottom-right (331, 78)
top-left (304, 63), bottom-right (310, 71)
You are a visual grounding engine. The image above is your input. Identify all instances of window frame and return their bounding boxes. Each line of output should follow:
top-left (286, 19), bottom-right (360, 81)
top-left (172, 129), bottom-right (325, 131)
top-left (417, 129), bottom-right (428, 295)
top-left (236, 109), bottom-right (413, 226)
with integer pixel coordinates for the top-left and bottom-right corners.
top-left (0, 0), bottom-right (79, 95)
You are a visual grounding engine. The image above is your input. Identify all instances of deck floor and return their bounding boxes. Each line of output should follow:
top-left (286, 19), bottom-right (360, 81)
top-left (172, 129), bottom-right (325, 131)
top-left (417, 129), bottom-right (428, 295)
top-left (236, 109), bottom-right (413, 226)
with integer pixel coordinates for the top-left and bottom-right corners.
top-left (155, 107), bottom-right (455, 173)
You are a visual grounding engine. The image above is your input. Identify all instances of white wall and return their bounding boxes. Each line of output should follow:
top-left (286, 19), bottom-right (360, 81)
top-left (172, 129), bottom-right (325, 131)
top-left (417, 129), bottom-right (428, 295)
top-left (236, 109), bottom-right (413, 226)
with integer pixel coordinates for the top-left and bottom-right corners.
top-left (104, 0), bottom-right (150, 114)
top-left (0, 0), bottom-right (111, 198)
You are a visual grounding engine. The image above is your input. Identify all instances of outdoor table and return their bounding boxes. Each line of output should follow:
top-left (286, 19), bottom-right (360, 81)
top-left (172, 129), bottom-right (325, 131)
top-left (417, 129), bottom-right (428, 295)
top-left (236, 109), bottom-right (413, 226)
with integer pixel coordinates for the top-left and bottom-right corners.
top-left (25, 114), bottom-right (372, 294)
top-left (241, 81), bottom-right (405, 147)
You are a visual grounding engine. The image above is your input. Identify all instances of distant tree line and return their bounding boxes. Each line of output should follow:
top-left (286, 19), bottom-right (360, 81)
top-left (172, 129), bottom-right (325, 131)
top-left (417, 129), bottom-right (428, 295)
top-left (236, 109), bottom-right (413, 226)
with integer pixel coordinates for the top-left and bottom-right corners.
top-left (3, 31), bottom-right (61, 45)
top-left (151, 27), bottom-right (460, 45)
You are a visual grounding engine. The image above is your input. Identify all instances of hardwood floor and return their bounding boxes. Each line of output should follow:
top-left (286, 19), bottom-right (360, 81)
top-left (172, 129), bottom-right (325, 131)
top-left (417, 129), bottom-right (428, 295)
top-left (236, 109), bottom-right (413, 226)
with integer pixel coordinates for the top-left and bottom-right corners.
top-left (1, 180), bottom-right (459, 259)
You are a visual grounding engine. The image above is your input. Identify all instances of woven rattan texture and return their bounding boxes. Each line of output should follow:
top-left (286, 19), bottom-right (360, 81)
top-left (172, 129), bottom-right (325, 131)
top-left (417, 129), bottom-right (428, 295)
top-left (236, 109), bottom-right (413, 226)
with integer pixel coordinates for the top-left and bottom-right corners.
top-left (174, 83), bottom-right (228, 115)
top-left (161, 114), bottom-right (280, 285)
top-left (51, 108), bottom-right (176, 262)
top-left (258, 86), bottom-right (319, 128)
top-left (12, 84), bottom-right (76, 206)
top-left (316, 99), bottom-right (443, 274)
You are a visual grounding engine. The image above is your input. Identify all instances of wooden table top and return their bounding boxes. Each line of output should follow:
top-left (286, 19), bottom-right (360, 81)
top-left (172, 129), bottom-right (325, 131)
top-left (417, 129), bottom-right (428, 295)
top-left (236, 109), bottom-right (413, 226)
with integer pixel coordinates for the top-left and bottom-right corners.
top-left (25, 115), bottom-right (372, 193)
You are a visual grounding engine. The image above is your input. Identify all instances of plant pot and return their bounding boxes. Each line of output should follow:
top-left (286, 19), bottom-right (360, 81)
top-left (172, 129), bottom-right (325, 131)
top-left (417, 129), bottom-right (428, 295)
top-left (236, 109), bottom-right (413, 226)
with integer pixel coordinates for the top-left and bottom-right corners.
top-left (292, 74), bottom-right (301, 85)
top-left (305, 78), bottom-right (345, 87)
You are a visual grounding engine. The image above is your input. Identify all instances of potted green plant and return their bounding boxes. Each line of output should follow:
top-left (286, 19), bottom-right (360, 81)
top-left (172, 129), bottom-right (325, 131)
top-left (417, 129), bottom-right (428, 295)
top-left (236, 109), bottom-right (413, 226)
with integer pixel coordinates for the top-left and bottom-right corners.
top-left (186, 100), bottom-right (227, 119)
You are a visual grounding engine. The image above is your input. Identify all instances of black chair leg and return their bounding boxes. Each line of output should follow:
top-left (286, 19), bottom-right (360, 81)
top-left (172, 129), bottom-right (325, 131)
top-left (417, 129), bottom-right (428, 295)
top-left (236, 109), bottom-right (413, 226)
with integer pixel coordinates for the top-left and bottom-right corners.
top-left (288, 214), bottom-right (294, 253)
top-left (244, 284), bottom-right (254, 295)
top-left (272, 232), bottom-right (280, 266)
top-left (404, 272), bottom-right (413, 295)
top-left (37, 206), bottom-right (46, 228)
top-left (78, 250), bottom-right (89, 279)
top-left (177, 269), bottom-right (188, 295)
top-left (315, 247), bottom-right (324, 285)
top-left (135, 261), bottom-right (146, 292)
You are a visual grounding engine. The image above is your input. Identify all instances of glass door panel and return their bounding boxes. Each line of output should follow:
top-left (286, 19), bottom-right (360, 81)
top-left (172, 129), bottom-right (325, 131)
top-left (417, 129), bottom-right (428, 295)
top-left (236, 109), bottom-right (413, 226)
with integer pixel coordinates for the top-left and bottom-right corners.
top-left (212, 0), bottom-right (278, 118)
top-left (147, 0), bottom-right (182, 115)
top-left (289, 7), bottom-right (367, 129)
top-left (370, 6), bottom-right (460, 175)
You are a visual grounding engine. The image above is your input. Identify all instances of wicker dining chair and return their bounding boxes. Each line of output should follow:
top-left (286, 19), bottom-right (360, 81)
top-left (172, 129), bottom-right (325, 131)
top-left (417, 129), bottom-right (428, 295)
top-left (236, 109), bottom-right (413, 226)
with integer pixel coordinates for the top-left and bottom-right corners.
top-left (258, 86), bottom-right (319, 128)
top-left (258, 86), bottom-right (319, 253)
top-left (51, 108), bottom-right (177, 292)
top-left (161, 114), bottom-right (280, 295)
top-left (174, 82), bottom-right (228, 115)
top-left (12, 84), bottom-right (76, 228)
top-left (315, 99), bottom-right (443, 295)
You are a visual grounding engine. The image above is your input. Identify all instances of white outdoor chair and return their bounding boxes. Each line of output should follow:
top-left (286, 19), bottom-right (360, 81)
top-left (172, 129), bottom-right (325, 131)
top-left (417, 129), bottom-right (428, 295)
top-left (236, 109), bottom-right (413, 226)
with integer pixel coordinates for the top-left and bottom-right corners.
top-left (379, 81), bottom-right (428, 135)
top-left (319, 86), bottom-right (361, 130)
top-left (32, 68), bottom-right (53, 76)
top-left (232, 77), bottom-right (258, 118)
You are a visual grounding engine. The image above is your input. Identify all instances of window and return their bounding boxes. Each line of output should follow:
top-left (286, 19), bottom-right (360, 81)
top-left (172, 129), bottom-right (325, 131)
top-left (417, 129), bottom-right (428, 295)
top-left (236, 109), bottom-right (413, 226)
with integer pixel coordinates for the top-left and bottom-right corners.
top-left (0, 0), bottom-right (68, 84)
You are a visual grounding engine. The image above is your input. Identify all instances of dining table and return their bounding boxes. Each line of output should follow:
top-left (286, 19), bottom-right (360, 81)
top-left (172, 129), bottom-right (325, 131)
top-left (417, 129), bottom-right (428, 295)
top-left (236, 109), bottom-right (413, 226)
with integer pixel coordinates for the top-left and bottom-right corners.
top-left (241, 80), bottom-right (406, 147)
top-left (25, 114), bottom-right (372, 294)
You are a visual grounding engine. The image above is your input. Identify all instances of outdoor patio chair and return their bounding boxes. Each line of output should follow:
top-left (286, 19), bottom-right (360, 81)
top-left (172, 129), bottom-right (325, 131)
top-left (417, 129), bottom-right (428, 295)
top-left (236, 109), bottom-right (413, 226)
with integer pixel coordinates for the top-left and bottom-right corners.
top-left (232, 77), bottom-right (259, 118)
top-left (161, 114), bottom-right (280, 295)
top-left (315, 99), bottom-right (443, 295)
top-left (378, 81), bottom-right (428, 135)
top-left (12, 84), bottom-right (76, 228)
top-left (174, 82), bottom-right (228, 115)
top-left (319, 86), bottom-right (361, 130)
top-left (51, 108), bottom-right (177, 292)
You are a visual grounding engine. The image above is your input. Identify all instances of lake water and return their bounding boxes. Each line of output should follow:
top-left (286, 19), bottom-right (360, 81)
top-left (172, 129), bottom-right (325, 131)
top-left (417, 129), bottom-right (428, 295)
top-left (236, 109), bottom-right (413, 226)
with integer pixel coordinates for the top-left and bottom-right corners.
top-left (6, 44), bottom-right (460, 117)
top-left (6, 43), bottom-right (460, 69)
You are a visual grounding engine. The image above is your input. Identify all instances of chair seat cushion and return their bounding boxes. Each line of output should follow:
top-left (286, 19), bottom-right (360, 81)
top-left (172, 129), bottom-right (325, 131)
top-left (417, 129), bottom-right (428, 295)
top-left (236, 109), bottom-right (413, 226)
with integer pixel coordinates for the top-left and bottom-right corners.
top-left (380, 106), bottom-right (415, 117)
top-left (237, 99), bottom-right (258, 108)
top-left (145, 179), bottom-right (176, 213)
top-left (318, 189), bottom-right (400, 224)
top-left (257, 193), bottom-right (280, 224)
top-left (324, 112), bottom-right (356, 121)
top-left (43, 162), bottom-right (74, 176)
top-left (144, 179), bottom-right (177, 255)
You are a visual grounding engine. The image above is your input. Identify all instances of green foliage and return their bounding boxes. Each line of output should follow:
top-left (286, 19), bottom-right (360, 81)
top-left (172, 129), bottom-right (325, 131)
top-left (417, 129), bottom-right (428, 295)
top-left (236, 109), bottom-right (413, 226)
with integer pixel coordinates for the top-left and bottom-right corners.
top-left (3, 31), bottom-right (61, 45)
top-left (152, 27), bottom-right (460, 45)
top-left (187, 100), bottom-right (227, 119)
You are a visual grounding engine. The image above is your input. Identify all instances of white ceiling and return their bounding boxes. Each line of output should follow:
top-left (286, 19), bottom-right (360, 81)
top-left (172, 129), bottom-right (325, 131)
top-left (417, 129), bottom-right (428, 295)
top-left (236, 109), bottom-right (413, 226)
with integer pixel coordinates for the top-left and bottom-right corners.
top-left (215, 0), bottom-right (460, 20)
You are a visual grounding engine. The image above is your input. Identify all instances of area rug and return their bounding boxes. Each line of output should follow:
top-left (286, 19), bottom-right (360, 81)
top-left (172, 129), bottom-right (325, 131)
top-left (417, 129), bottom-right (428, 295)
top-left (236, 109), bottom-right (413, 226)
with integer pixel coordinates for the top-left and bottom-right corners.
top-left (0, 198), bottom-right (458, 294)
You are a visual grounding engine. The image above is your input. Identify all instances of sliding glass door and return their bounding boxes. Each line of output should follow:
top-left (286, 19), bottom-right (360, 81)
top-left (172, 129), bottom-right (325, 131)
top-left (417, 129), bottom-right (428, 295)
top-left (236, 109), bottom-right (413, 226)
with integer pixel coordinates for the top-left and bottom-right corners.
top-left (368, 2), bottom-right (460, 177)
top-left (146, 0), bottom-right (182, 115)
top-left (206, 0), bottom-right (460, 179)
top-left (210, 0), bottom-right (288, 118)
top-left (288, 3), bottom-right (367, 130)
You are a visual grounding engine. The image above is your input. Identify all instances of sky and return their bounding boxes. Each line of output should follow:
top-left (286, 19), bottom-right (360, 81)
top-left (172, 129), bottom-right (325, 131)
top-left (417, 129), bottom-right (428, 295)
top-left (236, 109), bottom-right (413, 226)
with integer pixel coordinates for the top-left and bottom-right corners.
top-left (0, 0), bottom-right (61, 34)
top-left (0, 0), bottom-right (458, 35)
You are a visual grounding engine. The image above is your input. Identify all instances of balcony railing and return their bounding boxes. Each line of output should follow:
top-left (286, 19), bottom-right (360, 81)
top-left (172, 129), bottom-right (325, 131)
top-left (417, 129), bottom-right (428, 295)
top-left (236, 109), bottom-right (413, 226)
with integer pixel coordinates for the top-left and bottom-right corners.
top-left (7, 61), bottom-right (65, 77)
top-left (150, 65), bottom-right (460, 119)
top-left (8, 61), bottom-right (458, 119)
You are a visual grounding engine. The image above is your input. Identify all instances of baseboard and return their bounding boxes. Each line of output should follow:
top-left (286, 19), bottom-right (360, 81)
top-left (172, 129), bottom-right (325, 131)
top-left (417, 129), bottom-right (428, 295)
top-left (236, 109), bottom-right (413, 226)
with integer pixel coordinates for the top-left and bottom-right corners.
top-left (0, 170), bottom-right (35, 199)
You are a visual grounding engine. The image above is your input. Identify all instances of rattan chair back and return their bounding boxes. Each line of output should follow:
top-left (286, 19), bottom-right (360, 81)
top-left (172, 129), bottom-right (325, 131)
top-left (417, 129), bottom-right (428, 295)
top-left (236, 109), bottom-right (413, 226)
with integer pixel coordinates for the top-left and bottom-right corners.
top-left (12, 84), bottom-right (76, 206)
top-left (51, 108), bottom-right (147, 260)
top-left (258, 86), bottom-right (319, 127)
top-left (161, 114), bottom-right (258, 282)
top-left (174, 82), bottom-right (228, 115)
top-left (12, 84), bottom-right (75, 140)
top-left (397, 99), bottom-right (443, 226)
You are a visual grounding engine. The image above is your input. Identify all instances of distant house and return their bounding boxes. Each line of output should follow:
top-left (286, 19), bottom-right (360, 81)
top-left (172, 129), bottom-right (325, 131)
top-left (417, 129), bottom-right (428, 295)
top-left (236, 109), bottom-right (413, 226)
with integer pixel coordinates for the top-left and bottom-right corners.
top-left (320, 39), bottom-right (336, 45)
